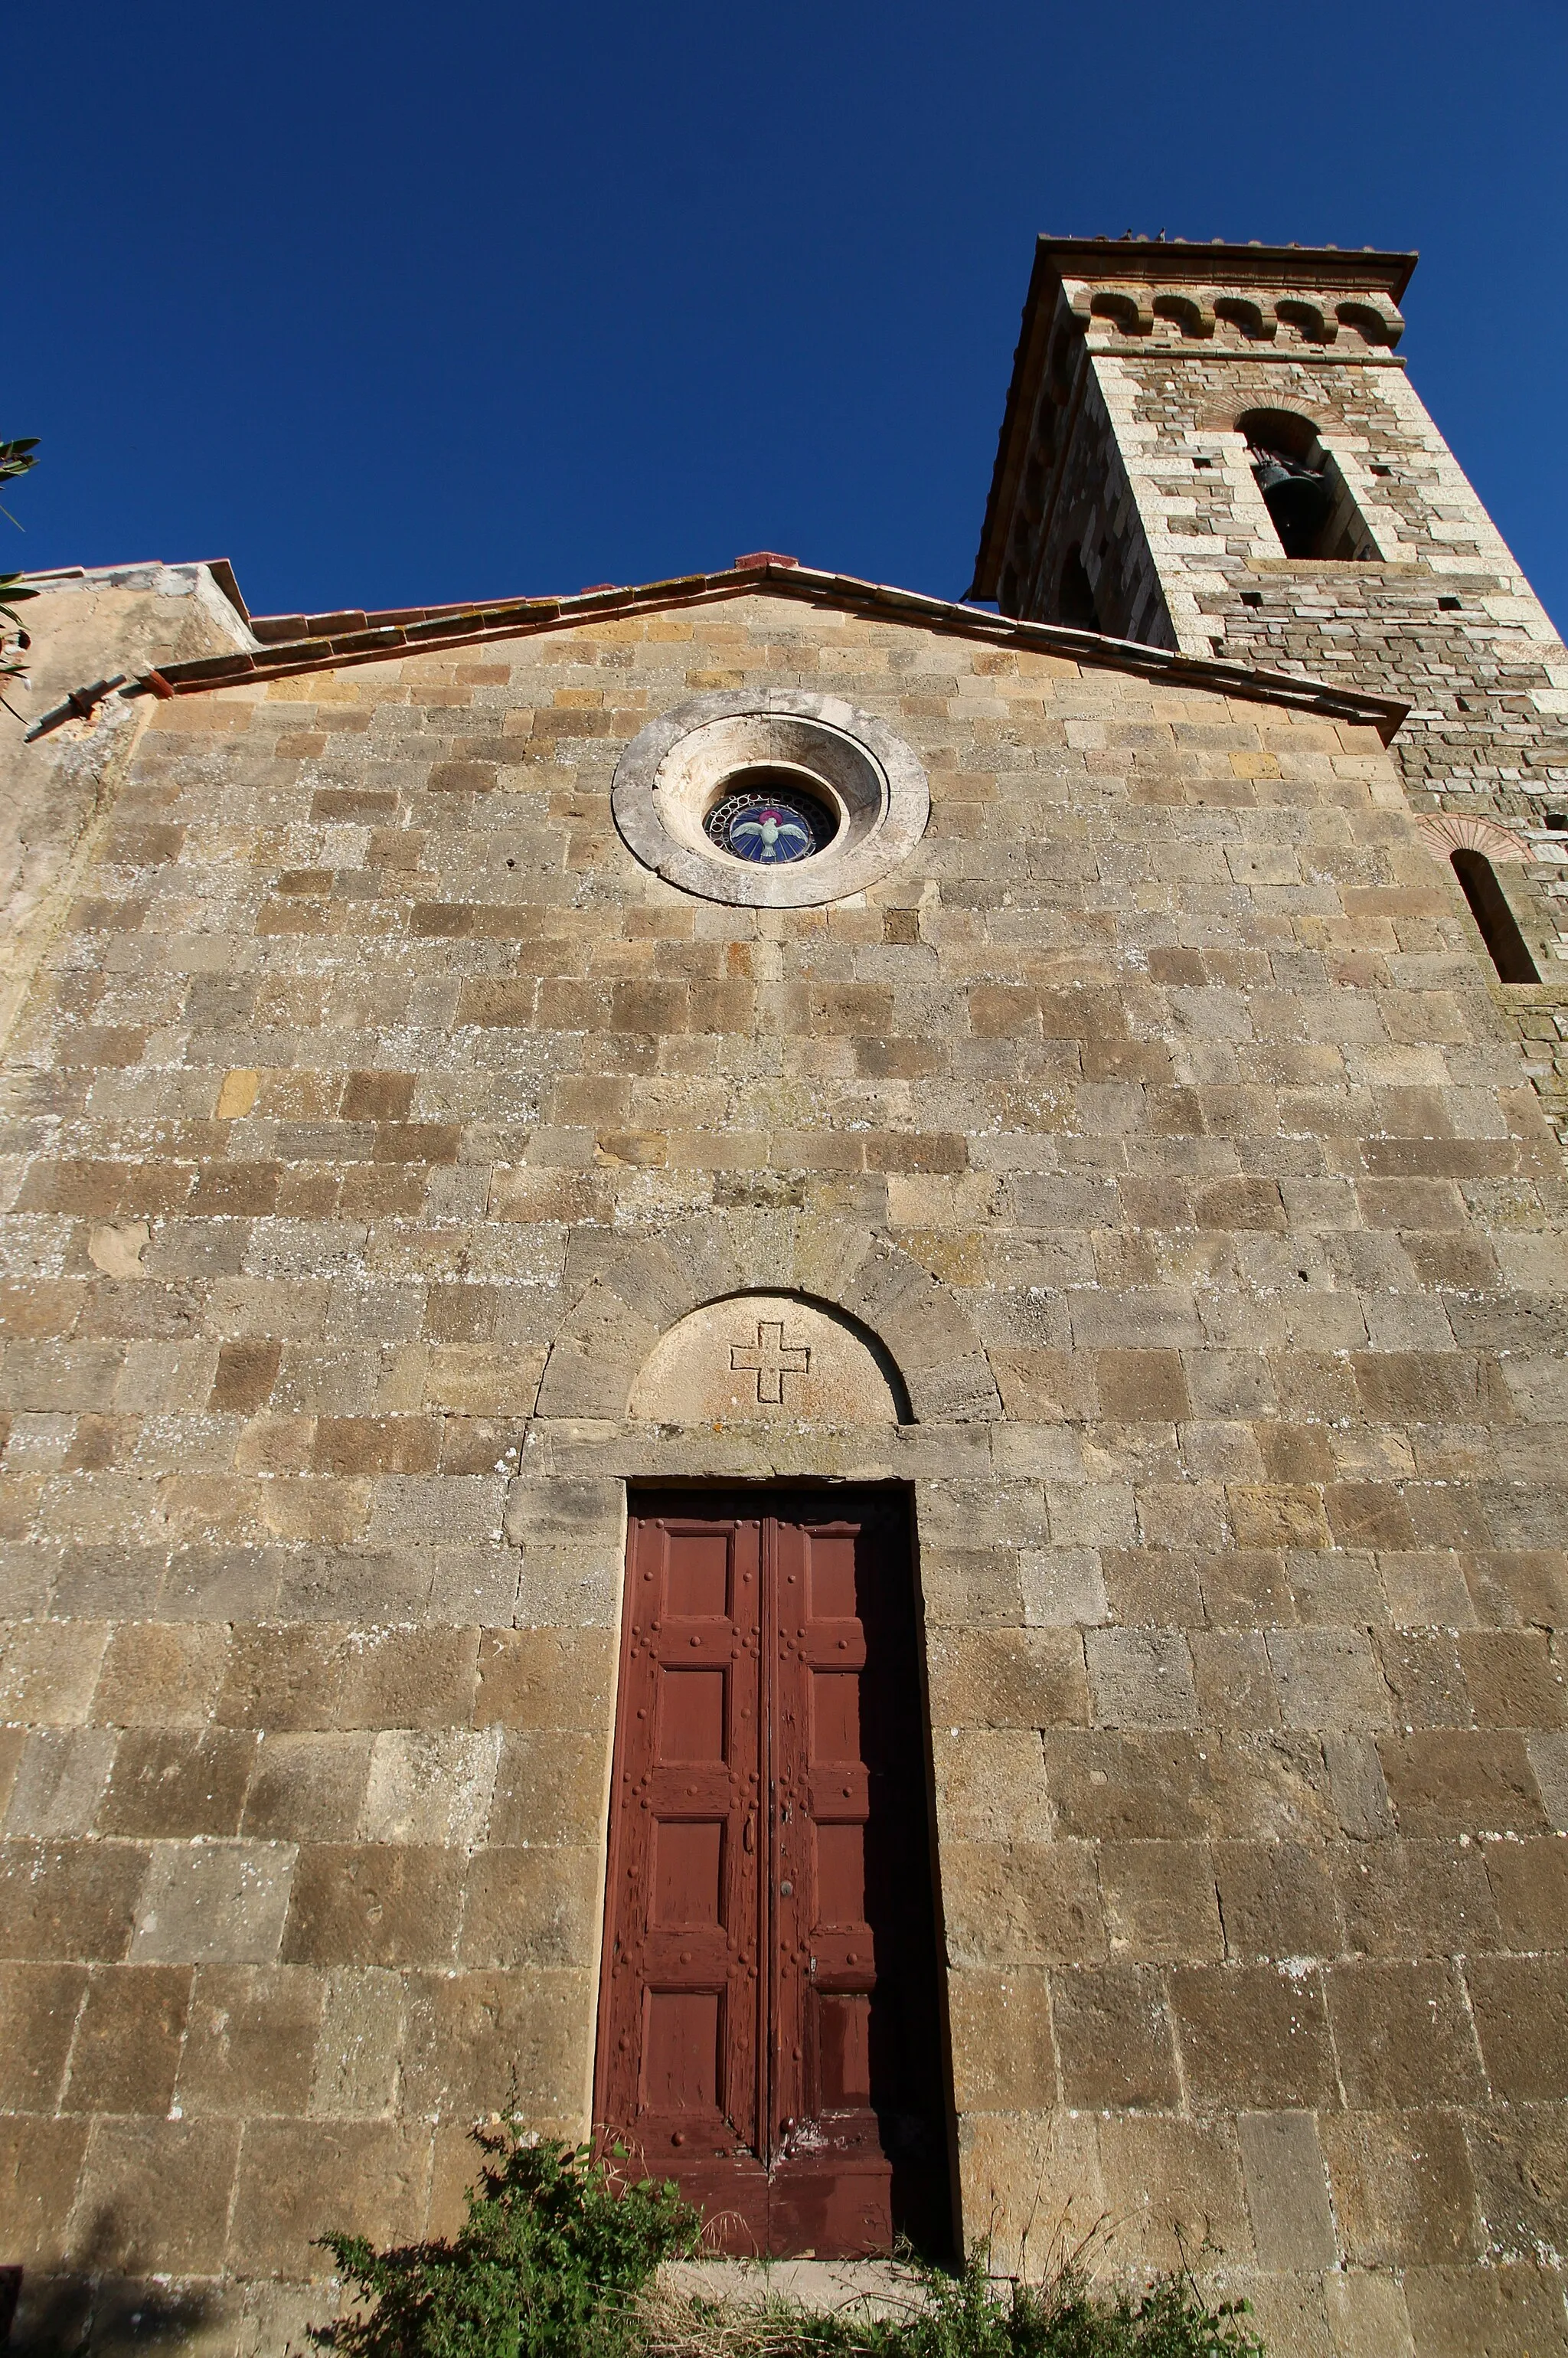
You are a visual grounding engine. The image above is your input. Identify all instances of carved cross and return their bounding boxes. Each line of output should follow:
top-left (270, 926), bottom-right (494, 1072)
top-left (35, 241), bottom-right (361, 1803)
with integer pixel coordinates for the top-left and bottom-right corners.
top-left (730, 1320), bottom-right (812, 1406)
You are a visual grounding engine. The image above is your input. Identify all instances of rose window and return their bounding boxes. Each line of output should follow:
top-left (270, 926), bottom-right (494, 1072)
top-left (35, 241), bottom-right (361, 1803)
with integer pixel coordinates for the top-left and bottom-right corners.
top-left (703, 772), bottom-right (836, 865)
top-left (611, 692), bottom-right (929, 908)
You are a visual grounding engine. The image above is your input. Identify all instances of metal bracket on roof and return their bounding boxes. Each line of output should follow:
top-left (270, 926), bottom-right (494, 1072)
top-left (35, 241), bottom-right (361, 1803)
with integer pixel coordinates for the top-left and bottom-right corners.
top-left (22, 675), bottom-right (128, 741)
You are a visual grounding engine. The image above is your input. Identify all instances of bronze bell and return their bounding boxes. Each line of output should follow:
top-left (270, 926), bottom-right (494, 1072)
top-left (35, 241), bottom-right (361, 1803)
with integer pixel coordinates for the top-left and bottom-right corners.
top-left (1250, 452), bottom-right (1333, 556)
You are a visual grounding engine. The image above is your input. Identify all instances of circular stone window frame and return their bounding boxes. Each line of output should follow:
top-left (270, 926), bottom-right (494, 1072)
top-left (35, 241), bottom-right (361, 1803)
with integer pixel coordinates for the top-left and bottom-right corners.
top-left (611, 689), bottom-right (930, 908)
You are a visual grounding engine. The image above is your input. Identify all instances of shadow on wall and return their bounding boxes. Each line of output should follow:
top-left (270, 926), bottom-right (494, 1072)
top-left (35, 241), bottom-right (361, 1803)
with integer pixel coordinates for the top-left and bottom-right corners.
top-left (7, 2248), bottom-right (225, 2354)
top-left (1450, 848), bottom-right (1541, 984)
top-left (1056, 545), bottom-right (1102, 632)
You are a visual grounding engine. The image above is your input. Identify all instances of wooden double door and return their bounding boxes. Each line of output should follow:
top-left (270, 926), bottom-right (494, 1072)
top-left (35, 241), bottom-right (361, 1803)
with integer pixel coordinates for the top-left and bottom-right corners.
top-left (595, 1490), bottom-right (952, 2258)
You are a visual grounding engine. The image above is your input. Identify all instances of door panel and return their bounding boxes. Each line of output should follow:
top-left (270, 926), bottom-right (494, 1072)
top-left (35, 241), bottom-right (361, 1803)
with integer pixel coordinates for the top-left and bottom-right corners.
top-left (658, 1670), bottom-right (728, 1760)
top-left (596, 1490), bottom-right (951, 2258)
top-left (816, 1990), bottom-right (871, 2107)
top-left (643, 1990), bottom-right (722, 2113)
top-left (651, 1820), bottom-right (725, 1927)
top-left (596, 1512), bottom-right (763, 2199)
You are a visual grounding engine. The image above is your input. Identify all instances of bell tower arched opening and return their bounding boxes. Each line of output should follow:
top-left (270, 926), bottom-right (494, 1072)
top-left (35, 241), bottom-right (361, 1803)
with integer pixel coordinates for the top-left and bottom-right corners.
top-left (1238, 407), bottom-right (1375, 562)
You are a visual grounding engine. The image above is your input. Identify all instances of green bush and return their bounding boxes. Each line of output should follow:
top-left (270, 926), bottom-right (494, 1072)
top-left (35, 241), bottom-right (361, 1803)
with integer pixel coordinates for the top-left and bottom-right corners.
top-left (307, 2131), bottom-right (1263, 2358)
top-left (308, 2129), bottom-right (701, 2358)
top-left (764, 2248), bottom-right (1266, 2358)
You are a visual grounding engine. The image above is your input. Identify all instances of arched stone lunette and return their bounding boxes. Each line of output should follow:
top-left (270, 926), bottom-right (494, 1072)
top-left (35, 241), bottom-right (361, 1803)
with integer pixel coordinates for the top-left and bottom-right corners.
top-left (628, 1292), bottom-right (911, 1424)
top-left (534, 1215), bottom-right (1002, 1424)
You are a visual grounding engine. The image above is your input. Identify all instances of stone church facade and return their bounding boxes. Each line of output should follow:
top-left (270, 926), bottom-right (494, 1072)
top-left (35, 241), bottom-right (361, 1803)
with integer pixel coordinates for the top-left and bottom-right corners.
top-left (0, 240), bottom-right (1564, 2355)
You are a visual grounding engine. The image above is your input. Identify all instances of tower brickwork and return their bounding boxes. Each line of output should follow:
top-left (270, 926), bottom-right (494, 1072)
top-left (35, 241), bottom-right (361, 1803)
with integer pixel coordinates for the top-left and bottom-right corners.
top-left (972, 240), bottom-right (1568, 1140)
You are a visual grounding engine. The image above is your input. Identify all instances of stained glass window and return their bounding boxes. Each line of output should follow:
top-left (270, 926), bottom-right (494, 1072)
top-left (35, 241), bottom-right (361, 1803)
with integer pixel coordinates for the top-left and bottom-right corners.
top-left (704, 772), bottom-right (835, 865)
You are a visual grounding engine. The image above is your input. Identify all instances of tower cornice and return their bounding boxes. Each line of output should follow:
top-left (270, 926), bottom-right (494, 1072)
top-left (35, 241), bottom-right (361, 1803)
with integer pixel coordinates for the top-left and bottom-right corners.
top-left (1035, 237), bottom-right (1417, 303)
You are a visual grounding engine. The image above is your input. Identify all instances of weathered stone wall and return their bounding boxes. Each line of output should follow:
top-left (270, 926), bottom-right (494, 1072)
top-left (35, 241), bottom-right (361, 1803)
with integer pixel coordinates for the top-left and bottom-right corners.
top-left (0, 564), bottom-right (256, 1057)
top-left (997, 355), bottom-right (1174, 653)
top-left (0, 590), bottom-right (1565, 2357)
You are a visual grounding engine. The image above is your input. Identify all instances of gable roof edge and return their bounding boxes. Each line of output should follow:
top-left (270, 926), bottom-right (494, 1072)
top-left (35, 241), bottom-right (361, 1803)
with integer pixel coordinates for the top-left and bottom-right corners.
top-left (119, 558), bottom-right (1409, 743)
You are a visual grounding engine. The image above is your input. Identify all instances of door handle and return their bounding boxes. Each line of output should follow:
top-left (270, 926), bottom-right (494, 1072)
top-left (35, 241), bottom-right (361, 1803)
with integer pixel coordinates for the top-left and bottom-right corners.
top-left (743, 1812), bottom-right (756, 1853)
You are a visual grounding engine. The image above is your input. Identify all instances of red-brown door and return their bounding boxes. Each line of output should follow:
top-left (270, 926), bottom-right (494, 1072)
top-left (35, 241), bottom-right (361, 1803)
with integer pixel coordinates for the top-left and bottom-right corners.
top-left (594, 1490), bottom-right (951, 2258)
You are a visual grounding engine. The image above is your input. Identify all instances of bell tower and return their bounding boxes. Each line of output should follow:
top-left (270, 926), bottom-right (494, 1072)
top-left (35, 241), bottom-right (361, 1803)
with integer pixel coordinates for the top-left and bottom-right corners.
top-left (971, 237), bottom-right (1568, 1099)
top-left (972, 237), bottom-right (1568, 819)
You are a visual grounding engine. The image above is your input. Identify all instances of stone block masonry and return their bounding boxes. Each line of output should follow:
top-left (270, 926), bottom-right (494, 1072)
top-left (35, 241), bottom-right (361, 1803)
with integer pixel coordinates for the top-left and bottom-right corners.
top-left (0, 558), bottom-right (1563, 2356)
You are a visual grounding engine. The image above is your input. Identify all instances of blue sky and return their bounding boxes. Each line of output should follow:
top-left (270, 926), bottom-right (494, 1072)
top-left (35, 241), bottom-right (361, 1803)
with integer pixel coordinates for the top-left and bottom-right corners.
top-left (8, 2), bottom-right (1566, 631)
